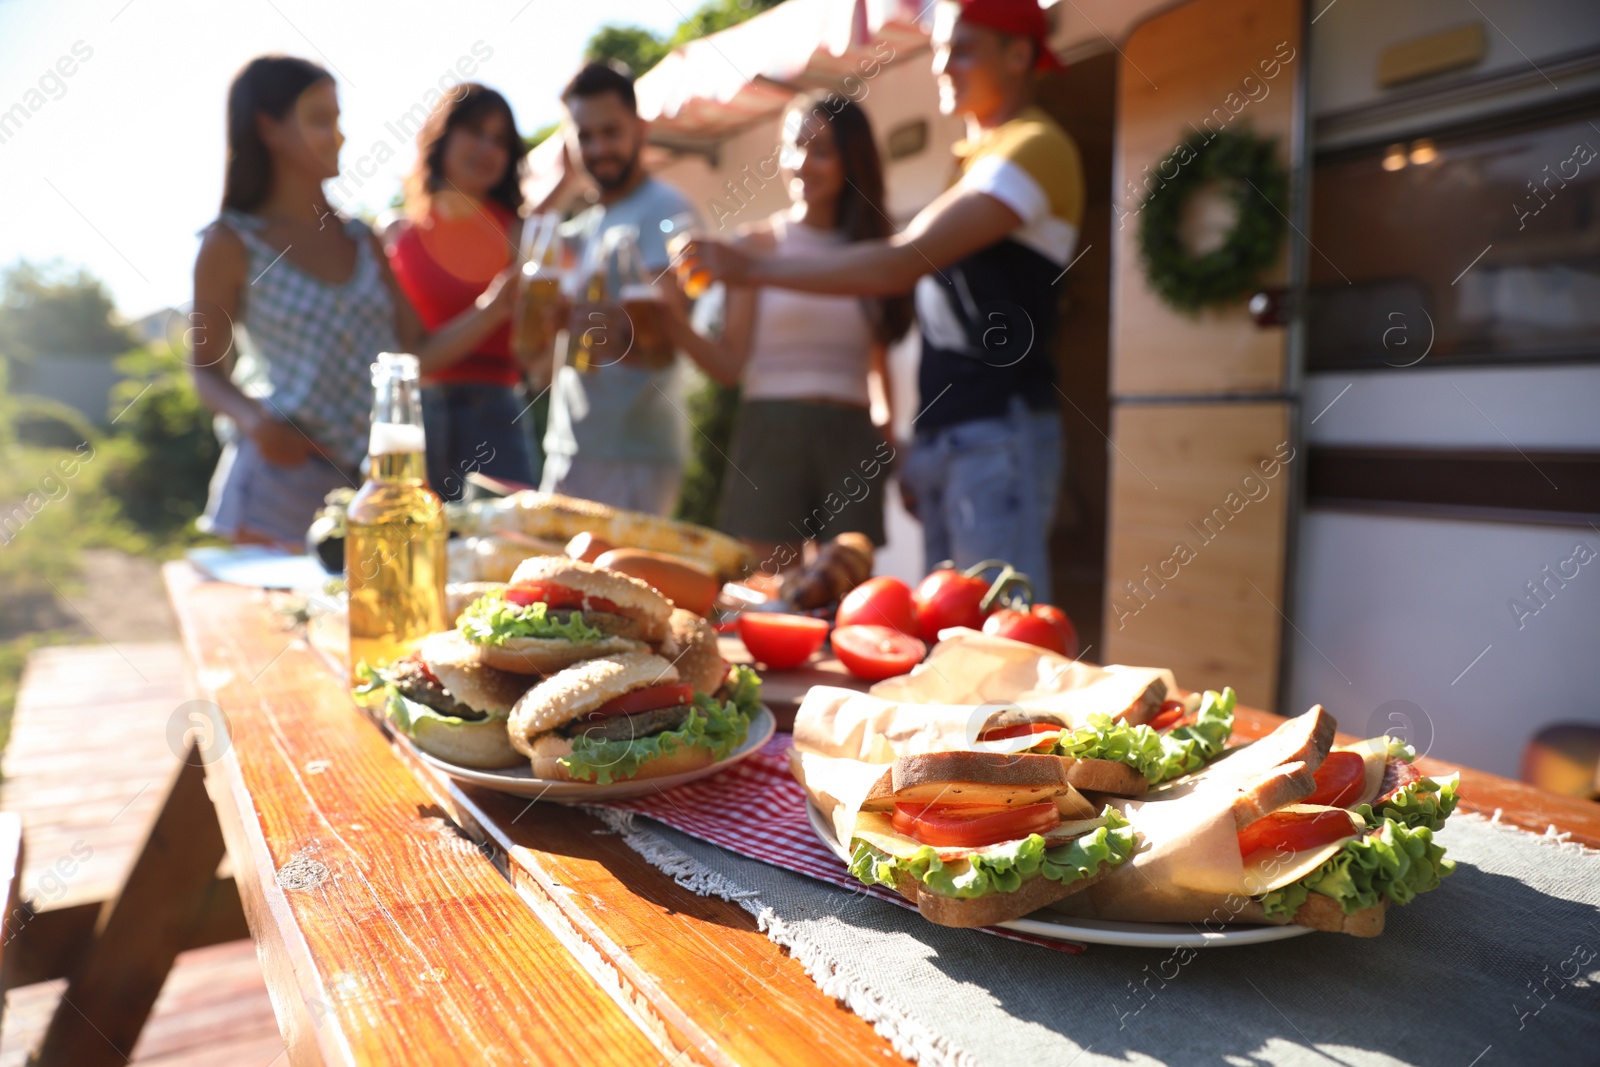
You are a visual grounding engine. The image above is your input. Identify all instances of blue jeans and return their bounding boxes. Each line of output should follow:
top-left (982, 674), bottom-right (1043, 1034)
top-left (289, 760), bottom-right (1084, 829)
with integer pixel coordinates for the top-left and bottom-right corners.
top-left (421, 383), bottom-right (537, 502)
top-left (903, 400), bottom-right (1063, 603)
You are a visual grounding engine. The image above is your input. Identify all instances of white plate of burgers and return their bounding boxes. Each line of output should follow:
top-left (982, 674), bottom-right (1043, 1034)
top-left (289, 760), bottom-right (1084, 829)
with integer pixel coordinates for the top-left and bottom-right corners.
top-left (365, 557), bottom-right (775, 802)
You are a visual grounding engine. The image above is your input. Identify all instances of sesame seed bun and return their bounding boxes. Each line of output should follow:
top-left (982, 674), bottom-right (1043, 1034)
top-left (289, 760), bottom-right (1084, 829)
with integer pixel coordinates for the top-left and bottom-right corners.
top-left (527, 731), bottom-right (717, 782)
top-left (507, 557), bottom-right (671, 644)
top-left (507, 651), bottom-right (681, 756)
top-left (418, 630), bottom-right (534, 715)
top-left (661, 608), bottom-right (729, 695)
top-left (474, 634), bottom-right (648, 676)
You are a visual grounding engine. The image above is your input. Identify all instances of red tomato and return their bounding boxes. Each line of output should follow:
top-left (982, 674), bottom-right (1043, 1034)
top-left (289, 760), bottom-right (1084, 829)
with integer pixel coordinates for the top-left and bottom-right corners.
top-left (1304, 751), bottom-right (1367, 808)
top-left (1147, 700), bottom-right (1188, 732)
top-left (585, 683), bottom-right (695, 720)
top-left (737, 612), bottom-right (829, 670)
top-left (831, 625), bottom-right (927, 682)
top-left (977, 722), bottom-right (1062, 742)
top-left (981, 609), bottom-right (1068, 655)
top-left (912, 569), bottom-right (990, 642)
top-left (505, 581), bottom-right (620, 615)
top-left (1028, 604), bottom-right (1080, 659)
top-left (892, 801), bottom-right (1061, 848)
top-left (836, 576), bottom-right (918, 635)
top-left (1237, 809), bottom-right (1357, 861)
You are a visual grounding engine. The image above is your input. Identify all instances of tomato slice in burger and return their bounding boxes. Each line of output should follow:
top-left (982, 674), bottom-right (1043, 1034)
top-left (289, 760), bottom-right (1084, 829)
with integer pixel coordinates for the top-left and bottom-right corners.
top-left (584, 683), bottom-right (696, 721)
top-left (1303, 751), bottom-right (1367, 808)
top-left (892, 802), bottom-right (1061, 848)
top-left (831, 624), bottom-right (927, 682)
top-left (977, 722), bottom-right (1062, 743)
top-left (1237, 809), bottom-right (1358, 861)
top-left (505, 581), bottom-right (620, 615)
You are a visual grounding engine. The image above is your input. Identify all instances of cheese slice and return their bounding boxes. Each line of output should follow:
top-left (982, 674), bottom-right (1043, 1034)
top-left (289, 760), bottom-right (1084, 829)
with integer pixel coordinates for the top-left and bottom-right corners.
top-left (850, 810), bottom-right (1107, 863)
top-left (1239, 804), bottom-right (1364, 894)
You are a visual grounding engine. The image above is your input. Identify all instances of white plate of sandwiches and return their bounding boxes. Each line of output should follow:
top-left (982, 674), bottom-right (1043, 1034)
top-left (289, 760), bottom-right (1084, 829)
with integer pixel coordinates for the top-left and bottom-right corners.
top-left (804, 800), bottom-right (1312, 948)
top-left (416, 704), bottom-right (776, 801)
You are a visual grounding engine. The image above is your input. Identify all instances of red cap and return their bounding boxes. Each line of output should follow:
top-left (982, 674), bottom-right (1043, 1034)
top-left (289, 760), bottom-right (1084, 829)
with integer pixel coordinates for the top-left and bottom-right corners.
top-left (953, 0), bottom-right (1063, 71)
top-left (947, 0), bottom-right (1062, 70)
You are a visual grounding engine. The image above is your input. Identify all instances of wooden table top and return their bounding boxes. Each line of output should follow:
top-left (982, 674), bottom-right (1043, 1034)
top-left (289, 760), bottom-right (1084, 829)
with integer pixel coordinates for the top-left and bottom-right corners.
top-left (168, 564), bottom-right (1600, 1064)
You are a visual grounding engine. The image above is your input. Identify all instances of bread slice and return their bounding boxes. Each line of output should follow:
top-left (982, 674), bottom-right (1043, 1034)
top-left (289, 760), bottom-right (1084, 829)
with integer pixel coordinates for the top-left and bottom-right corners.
top-left (893, 864), bottom-right (1113, 928)
top-left (1060, 757), bottom-right (1148, 796)
top-left (660, 607), bottom-right (729, 695)
top-left (508, 557), bottom-right (671, 643)
top-left (420, 630), bottom-right (534, 715)
top-left (1289, 892), bottom-right (1387, 937)
top-left (507, 651), bottom-right (679, 755)
top-left (858, 751), bottom-right (1071, 811)
top-left (1151, 704), bottom-right (1335, 827)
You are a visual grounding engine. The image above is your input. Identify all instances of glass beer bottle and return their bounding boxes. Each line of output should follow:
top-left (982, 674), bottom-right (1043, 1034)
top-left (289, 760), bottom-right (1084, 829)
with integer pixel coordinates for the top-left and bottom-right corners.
top-left (345, 352), bottom-right (447, 684)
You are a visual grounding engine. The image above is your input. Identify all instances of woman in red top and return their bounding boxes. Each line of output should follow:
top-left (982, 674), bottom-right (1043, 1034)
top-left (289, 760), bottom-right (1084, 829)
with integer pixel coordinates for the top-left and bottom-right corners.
top-left (388, 83), bottom-right (536, 499)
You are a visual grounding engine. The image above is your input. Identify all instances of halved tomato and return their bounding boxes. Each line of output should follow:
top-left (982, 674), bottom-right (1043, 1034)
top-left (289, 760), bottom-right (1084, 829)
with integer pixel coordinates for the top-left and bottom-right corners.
top-left (892, 801), bottom-right (1061, 848)
top-left (505, 581), bottom-right (620, 615)
top-left (1303, 751), bottom-right (1367, 808)
top-left (977, 722), bottom-right (1062, 742)
top-left (1147, 700), bottom-right (1188, 732)
top-left (831, 624), bottom-right (927, 682)
top-left (584, 683), bottom-right (695, 721)
top-left (1237, 809), bottom-right (1358, 861)
top-left (737, 612), bottom-right (829, 670)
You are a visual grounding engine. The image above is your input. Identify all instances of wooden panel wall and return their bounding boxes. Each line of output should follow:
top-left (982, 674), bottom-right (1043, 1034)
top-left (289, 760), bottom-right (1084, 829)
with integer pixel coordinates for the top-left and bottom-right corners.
top-left (1102, 0), bottom-right (1302, 709)
top-left (1109, 0), bottom-right (1299, 398)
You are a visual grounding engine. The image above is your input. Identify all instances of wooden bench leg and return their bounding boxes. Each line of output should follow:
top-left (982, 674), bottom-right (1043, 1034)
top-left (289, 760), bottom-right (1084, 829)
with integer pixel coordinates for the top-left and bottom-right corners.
top-left (32, 742), bottom-right (227, 1066)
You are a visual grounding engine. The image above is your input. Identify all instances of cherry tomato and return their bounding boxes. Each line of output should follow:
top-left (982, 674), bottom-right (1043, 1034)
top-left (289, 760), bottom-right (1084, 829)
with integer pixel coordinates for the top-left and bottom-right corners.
top-left (1304, 751), bottom-right (1368, 808)
top-left (1147, 700), bottom-right (1188, 732)
top-left (892, 801), bottom-right (1061, 848)
top-left (585, 683), bottom-right (696, 720)
top-left (831, 624), bottom-right (927, 682)
top-left (912, 569), bottom-right (990, 643)
top-left (1028, 604), bottom-right (1080, 659)
top-left (504, 581), bottom-right (620, 615)
top-left (836, 576), bottom-right (918, 635)
top-left (737, 612), bottom-right (830, 670)
top-left (981, 608), bottom-right (1068, 654)
top-left (1237, 809), bottom-right (1357, 861)
top-left (976, 722), bottom-right (1062, 742)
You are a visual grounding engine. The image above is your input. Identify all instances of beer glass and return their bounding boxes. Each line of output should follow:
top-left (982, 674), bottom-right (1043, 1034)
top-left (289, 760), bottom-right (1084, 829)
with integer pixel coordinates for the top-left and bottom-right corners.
top-left (663, 213), bottom-right (711, 299)
top-left (511, 213), bottom-right (565, 362)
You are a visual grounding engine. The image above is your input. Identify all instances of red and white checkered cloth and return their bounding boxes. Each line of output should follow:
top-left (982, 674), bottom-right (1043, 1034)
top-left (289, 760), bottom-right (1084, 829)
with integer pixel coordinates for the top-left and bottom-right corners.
top-left (592, 733), bottom-right (1083, 953)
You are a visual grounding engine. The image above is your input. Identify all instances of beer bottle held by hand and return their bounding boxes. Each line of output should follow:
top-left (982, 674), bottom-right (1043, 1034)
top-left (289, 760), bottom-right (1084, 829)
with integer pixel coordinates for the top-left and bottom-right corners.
top-left (346, 352), bottom-right (447, 686)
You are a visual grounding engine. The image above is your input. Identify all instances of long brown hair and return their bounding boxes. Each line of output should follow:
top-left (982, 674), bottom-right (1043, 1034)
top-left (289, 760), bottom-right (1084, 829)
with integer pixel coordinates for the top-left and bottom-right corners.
top-left (787, 92), bottom-right (913, 345)
top-left (405, 84), bottom-right (526, 216)
top-left (222, 55), bottom-right (332, 213)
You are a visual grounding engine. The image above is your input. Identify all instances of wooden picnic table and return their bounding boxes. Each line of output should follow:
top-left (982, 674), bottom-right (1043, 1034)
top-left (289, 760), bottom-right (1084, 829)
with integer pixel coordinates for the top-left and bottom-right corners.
top-left (40, 561), bottom-right (1600, 1065)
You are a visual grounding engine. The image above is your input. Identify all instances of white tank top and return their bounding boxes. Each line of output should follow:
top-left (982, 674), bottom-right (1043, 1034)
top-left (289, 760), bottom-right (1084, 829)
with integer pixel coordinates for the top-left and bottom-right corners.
top-left (743, 214), bottom-right (874, 406)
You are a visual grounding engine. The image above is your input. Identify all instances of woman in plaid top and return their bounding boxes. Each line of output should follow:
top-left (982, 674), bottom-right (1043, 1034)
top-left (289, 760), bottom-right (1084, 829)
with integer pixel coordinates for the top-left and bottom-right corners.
top-left (190, 56), bottom-right (516, 548)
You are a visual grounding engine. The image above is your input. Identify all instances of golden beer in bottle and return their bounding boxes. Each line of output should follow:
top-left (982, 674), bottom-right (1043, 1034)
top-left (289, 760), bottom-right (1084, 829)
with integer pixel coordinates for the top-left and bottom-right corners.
top-left (346, 352), bottom-right (447, 684)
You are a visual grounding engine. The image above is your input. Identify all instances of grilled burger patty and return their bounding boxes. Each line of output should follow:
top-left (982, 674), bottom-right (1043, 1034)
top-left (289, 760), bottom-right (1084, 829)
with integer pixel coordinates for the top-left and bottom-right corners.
top-left (391, 656), bottom-right (487, 722)
top-left (561, 703), bottom-right (693, 743)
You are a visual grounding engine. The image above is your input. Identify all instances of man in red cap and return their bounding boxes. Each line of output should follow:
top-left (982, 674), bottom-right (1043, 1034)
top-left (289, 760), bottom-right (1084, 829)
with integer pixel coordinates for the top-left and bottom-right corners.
top-left (688, 0), bottom-right (1083, 601)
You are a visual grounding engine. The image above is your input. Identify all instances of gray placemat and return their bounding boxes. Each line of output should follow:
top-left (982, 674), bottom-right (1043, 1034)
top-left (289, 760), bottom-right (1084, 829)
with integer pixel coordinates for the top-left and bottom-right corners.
top-left (598, 810), bottom-right (1600, 1066)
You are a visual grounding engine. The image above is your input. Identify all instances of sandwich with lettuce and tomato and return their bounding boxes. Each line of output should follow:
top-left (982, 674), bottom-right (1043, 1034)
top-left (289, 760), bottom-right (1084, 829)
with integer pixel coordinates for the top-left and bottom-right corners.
top-left (509, 649), bottom-right (761, 784)
top-left (1051, 705), bottom-right (1459, 937)
top-left (795, 748), bottom-right (1137, 928)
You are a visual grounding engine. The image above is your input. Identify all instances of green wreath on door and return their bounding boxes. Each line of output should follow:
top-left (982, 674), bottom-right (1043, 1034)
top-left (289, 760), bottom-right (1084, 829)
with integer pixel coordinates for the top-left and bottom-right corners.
top-left (1137, 128), bottom-right (1289, 313)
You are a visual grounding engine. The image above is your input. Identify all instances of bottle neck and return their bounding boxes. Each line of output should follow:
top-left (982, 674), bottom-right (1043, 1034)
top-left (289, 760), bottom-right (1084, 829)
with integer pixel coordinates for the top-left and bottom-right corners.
top-left (368, 374), bottom-right (428, 484)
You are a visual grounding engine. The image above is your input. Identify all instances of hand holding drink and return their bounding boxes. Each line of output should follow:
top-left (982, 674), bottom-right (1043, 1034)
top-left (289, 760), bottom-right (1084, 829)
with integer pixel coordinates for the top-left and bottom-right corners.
top-left (664, 213), bottom-right (714, 298)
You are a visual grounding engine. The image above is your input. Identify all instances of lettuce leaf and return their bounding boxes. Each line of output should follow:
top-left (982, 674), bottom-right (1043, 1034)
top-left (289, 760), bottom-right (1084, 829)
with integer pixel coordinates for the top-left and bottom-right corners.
top-left (560, 664), bottom-right (761, 785)
top-left (1358, 773), bottom-right (1459, 832)
top-left (847, 806), bottom-right (1136, 901)
top-left (1259, 817), bottom-right (1454, 919)
top-left (1047, 688), bottom-right (1235, 784)
top-left (456, 589), bottom-right (607, 647)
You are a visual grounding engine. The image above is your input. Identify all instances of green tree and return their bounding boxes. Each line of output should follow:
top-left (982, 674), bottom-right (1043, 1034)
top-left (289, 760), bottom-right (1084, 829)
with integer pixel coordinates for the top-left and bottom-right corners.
top-left (585, 25), bottom-right (668, 74)
top-left (664, 0), bottom-right (786, 50)
top-left (0, 261), bottom-right (137, 364)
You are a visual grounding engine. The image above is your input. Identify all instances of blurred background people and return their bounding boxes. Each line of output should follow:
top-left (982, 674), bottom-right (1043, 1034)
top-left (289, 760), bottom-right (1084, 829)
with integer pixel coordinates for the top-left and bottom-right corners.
top-left (664, 93), bottom-right (912, 567)
top-left (387, 83), bottom-right (538, 501)
top-left (532, 60), bottom-right (695, 517)
top-left (190, 55), bottom-right (517, 548)
top-left (687, 0), bottom-right (1082, 600)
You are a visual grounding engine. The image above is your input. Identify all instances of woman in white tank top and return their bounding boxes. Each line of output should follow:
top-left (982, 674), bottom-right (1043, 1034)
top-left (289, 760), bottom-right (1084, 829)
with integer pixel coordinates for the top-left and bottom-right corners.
top-left (664, 93), bottom-right (912, 566)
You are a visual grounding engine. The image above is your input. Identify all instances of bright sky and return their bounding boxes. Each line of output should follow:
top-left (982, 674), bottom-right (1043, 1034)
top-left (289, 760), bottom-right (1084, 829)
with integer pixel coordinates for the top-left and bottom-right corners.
top-left (0, 0), bottom-right (682, 321)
